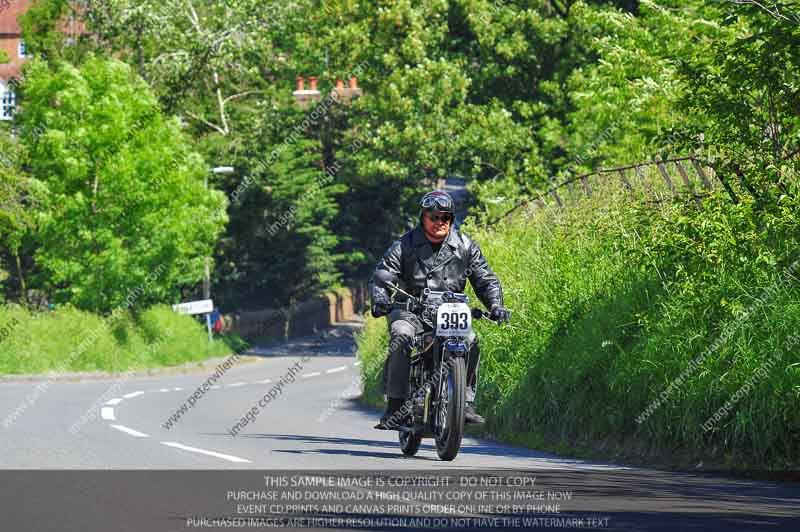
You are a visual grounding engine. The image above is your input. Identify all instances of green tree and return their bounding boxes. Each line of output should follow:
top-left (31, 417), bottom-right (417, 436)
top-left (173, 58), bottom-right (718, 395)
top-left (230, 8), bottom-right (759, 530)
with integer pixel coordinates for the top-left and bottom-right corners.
top-left (215, 100), bottom-right (348, 309)
top-left (549, 1), bottom-right (723, 171)
top-left (83, 0), bottom-right (352, 308)
top-left (72, 0), bottom-right (800, 306)
top-left (676, 0), bottom-right (800, 198)
top-left (18, 0), bottom-right (85, 62)
top-left (17, 57), bottom-right (228, 313)
top-left (83, 0), bottom-right (293, 130)
top-left (0, 134), bottom-right (42, 303)
top-left (300, 0), bottom-right (543, 230)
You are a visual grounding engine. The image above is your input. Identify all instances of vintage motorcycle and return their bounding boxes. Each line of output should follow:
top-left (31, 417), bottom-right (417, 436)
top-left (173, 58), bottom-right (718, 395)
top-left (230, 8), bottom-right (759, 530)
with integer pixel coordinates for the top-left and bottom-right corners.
top-left (373, 270), bottom-right (506, 461)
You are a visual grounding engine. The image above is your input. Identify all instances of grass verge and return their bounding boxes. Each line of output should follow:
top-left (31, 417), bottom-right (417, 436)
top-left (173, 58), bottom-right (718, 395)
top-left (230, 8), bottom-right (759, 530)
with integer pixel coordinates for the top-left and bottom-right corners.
top-left (0, 304), bottom-right (239, 374)
top-left (356, 185), bottom-right (800, 470)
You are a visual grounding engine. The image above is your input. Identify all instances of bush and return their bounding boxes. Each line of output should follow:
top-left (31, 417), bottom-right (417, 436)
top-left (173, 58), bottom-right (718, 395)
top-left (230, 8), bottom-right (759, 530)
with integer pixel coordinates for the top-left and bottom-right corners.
top-left (136, 305), bottom-right (232, 367)
top-left (0, 304), bottom-right (232, 374)
top-left (354, 315), bottom-right (390, 409)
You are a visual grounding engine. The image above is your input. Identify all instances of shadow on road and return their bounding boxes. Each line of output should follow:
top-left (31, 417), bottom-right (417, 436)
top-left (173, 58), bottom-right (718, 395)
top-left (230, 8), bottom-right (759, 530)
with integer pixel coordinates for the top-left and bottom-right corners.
top-left (234, 433), bottom-right (589, 464)
top-left (245, 321), bottom-right (363, 359)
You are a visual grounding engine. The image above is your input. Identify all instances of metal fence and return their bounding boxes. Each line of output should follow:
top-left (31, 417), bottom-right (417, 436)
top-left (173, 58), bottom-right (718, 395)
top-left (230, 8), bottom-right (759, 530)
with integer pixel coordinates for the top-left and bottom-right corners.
top-left (489, 155), bottom-right (726, 224)
top-left (491, 149), bottom-right (800, 224)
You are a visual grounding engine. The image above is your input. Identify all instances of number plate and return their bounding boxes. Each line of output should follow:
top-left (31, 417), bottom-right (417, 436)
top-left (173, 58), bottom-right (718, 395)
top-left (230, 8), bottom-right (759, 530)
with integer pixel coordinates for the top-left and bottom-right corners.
top-left (435, 303), bottom-right (472, 337)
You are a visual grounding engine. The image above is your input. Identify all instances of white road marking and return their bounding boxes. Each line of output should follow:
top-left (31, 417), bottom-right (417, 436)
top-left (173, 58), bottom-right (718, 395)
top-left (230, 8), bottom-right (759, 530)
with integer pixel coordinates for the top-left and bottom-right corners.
top-left (110, 424), bottom-right (149, 438)
top-left (228, 382), bottom-right (247, 387)
top-left (353, 360), bottom-right (362, 366)
top-left (158, 388), bottom-right (171, 392)
top-left (161, 442), bottom-right (251, 463)
top-left (122, 391), bottom-right (144, 399)
top-left (172, 387), bottom-right (184, 392)
top-left (101, 407), bottom-right (116, 421)
top-left (255, 379), bottom-right (271, 384)
top-left (326, 366), bottom-right (347, 374)
top-left (302, 372), bottom-right (321, 379)
top-left (210, 385), bottom-right (222, 389)
top-left (105, 398), bottom-right (124, 406)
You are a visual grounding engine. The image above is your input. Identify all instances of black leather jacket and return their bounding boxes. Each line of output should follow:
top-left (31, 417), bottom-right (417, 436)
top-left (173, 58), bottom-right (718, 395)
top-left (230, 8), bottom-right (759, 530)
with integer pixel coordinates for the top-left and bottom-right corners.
top-left (371, 225), bottom-right (503, 317)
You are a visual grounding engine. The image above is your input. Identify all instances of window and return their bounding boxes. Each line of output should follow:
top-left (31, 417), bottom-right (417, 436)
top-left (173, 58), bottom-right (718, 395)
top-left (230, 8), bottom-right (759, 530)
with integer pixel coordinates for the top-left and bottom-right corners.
top-left (0, 83), bottom-right (16, 120)
top-left (18, 40), bottom-right (27, 58)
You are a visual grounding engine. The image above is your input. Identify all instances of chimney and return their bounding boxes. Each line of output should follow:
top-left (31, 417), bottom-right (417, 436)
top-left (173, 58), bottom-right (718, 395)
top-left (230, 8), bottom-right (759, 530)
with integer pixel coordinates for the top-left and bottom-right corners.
top-left (293, 75), bottom-right (321, 109)
top-left (330, 75), bottom-right (363, 105)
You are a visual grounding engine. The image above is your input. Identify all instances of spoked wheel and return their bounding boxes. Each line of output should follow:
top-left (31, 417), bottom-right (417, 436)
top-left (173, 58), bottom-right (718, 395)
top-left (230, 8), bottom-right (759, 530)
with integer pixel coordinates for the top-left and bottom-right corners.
top-left (434, 357), bottom-right (466, 461)
top-left (399, 430), bottom-right (422, 456)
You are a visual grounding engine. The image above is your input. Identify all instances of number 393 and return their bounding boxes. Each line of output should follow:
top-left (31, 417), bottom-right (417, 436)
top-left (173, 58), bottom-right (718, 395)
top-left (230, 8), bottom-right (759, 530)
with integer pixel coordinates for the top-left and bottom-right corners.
top-left (436, 303), bottom-right (472, 337)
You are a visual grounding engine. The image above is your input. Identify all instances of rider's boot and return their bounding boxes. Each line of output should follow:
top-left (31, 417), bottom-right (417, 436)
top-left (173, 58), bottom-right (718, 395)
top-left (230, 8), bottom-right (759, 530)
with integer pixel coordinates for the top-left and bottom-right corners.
top-left (374, 398), bottom-right (405, 430)
top-left (464, 403), bottom-right (485, 424)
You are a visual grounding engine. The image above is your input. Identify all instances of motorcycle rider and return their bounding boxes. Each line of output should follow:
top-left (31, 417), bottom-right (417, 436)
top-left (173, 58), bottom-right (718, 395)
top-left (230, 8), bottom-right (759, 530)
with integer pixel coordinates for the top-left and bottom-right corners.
top-left (371, 190), bottom-right (511, 429)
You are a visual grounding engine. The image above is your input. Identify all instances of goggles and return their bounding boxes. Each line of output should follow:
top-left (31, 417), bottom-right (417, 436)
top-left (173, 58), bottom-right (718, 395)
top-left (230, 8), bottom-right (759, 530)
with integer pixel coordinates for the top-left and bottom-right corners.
top-left (420, 192), bottom-right (454, 212)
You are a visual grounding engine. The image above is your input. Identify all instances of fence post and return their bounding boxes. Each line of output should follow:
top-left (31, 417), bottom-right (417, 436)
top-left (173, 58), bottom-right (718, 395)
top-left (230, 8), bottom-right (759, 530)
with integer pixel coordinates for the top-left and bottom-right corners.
top-left (675, 160), bottom-right (702, 206)
top-left (655, 155), bottom-right (676, 194)
top-left (581, 175), bottom-right (593, 197)
top-left (635, 165), bottom-right (653, 197)
top-left (535, 190), bottom-right (550, 210)
top-left (549, 185), bottom-right (563, 208)
top-left (732, 163), bottom-right (760, 199)
top-left (618, 169), bottom-right (632, 191)
top-left (549, 177), bottom-right (564, 208)
top-left (690, 156), bottom-right (713, 190)
top-left (699, 159), bottom-right (739, 204)
top-left (717, 171), bottom-right (740, 204)
top-left (550, 189), bottom-right (564, 208)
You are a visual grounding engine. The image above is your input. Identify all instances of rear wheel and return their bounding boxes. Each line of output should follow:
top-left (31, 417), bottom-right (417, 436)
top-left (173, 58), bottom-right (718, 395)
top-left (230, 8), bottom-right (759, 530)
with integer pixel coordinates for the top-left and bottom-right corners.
top-left (435, 357), bottom-right (466, 461)
top-left (399, 430), bottom-right (422, 456)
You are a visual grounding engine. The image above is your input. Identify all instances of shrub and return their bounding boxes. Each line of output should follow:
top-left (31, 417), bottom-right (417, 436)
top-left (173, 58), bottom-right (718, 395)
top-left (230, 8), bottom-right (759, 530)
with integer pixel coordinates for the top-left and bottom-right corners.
top-left (0, 304), bottom-right (231, 374)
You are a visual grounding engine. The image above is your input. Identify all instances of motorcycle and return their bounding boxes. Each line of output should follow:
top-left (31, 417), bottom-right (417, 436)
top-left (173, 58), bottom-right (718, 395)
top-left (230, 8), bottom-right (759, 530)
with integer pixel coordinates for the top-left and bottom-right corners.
top-left (373, 269), bottom-right (507, 461)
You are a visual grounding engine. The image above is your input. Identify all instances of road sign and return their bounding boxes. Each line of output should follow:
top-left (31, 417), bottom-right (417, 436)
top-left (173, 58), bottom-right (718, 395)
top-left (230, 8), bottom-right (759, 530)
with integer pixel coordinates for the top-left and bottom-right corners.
top-left (172, 299), bottom-right (213, 316)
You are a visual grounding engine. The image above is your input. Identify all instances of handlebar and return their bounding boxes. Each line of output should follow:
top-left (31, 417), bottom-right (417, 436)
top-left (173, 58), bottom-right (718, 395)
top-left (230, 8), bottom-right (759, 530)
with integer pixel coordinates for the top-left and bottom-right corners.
top-left (472, 308), bottom-right (508, 324)
top-left (389, 301), bottom-right (507, 324)
top-left (390, 300), bottom-right (419, 313)
top-left (471, 308), bottom-right (492, 320)
top-left (381, 280), bottom-right (509, 325)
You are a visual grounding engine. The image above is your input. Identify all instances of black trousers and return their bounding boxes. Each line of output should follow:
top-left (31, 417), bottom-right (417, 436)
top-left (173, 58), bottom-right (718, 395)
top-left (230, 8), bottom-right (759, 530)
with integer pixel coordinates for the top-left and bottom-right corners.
top-left (384, 309), bottom-right (480, 402)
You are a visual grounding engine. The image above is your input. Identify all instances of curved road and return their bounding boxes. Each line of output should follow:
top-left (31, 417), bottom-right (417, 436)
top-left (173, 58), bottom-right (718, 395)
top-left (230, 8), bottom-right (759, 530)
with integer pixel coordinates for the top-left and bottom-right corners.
top-left (0, 321), bottom-right (572, 469)
top-left (1, 320), bottom-right (799, 531)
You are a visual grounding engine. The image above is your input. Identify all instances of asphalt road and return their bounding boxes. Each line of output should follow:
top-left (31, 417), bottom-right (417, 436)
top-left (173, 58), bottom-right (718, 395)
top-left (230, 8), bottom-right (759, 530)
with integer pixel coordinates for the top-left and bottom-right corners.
top-left (0, 321), bottom-right (576, 470)
top-left (1, 320), bottom-right (799, 531)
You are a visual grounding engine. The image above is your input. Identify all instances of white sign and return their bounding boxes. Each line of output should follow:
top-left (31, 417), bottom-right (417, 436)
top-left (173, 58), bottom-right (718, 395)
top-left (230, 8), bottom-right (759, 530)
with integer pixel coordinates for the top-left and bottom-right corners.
top-left (172, 299), bottom-right (213, 316)
top-left (436, 302), bottom-right (472, 337)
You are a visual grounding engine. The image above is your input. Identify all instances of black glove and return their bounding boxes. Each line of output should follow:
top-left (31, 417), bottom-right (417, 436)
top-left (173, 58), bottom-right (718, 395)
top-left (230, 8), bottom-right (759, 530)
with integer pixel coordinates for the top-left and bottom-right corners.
top-left (490, 305), bottom-right (511, 323)
top-left (371, 299), bottom-right (392, 318)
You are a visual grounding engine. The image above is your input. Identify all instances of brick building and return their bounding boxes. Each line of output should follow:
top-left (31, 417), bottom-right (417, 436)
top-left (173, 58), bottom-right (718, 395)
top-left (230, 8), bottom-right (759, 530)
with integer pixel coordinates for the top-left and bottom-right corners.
top-left (0, 0), bottom-right (83, 120)
top-left (0, 0), bottom-right (33, 120)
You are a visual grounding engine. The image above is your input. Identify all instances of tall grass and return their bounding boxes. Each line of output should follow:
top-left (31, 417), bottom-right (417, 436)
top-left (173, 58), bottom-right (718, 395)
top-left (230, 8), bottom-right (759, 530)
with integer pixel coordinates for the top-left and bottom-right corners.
top-left (357, 184), bottom-right (800, 469)
top-left (0, 304), bottom-right (234, 374)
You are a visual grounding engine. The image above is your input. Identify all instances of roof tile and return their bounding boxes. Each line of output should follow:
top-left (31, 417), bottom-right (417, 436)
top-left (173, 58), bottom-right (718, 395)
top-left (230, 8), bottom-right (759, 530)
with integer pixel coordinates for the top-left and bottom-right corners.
top-left (0, 0), bottom-right (34, 35)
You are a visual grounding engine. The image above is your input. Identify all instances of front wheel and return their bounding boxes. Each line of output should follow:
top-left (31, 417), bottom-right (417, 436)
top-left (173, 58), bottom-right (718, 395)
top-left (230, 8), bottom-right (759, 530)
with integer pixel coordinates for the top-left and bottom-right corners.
top-left (435, 357), bottom-right (466, 461)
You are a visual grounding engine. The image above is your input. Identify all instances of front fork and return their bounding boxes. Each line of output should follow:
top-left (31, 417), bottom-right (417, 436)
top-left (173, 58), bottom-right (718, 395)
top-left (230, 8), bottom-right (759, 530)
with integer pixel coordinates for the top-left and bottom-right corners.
top-left (409, 338), bottom-right (467, 430)
top-left (434, 340), bottom-right (467, 430)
